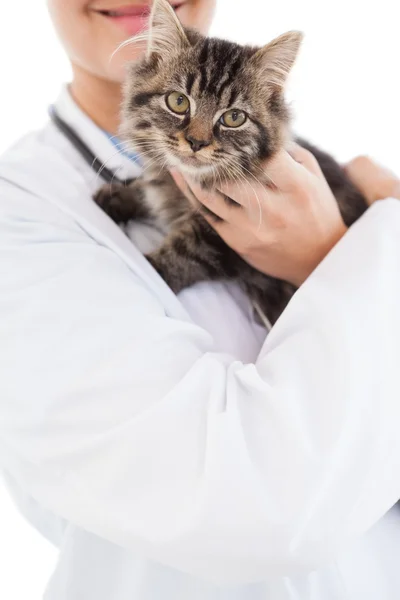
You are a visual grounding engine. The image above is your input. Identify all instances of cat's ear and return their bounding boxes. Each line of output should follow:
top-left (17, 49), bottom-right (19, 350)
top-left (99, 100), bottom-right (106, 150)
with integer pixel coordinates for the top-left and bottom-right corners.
top-left (146, 0), bottom-right (190, 58)
top-left (250, 31), bottom-right (303, 89)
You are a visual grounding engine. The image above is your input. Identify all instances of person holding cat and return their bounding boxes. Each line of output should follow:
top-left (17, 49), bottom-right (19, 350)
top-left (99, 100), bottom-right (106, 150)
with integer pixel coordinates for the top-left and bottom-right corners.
top-left (1, 0), bottom-right (400, 599)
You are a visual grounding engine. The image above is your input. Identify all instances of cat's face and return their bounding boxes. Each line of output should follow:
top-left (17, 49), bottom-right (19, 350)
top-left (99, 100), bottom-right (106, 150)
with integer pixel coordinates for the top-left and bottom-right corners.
top-left (121, 0), bottom-right (302, 182)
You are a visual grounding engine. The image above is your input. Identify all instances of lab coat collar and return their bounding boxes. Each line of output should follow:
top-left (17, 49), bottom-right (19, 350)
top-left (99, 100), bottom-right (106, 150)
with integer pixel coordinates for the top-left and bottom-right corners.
top-left (53, 85), bottom-right (142, 184)
top-left (0, 88), bottom-right (191, 322)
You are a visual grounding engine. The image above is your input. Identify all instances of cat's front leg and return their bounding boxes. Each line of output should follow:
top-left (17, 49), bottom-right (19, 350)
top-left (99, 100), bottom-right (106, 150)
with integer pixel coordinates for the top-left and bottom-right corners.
top-left (244, 274), bottom-right (297, 326)
top-left (146, 217), bottom-right (241, 294)
top-left (94, 180), bottom-right (152, 224)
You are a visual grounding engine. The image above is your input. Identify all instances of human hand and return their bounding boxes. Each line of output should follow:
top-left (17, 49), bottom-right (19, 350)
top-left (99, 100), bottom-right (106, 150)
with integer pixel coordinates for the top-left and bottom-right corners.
top-left (344, 156), bottom-right (400, 205)
top-left (171, 144), bottom-right (347, 287)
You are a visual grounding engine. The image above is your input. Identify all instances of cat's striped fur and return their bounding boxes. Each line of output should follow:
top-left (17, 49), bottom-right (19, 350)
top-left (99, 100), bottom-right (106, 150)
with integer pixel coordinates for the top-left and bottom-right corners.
top-left (95, 0), bottom-right (367, 324)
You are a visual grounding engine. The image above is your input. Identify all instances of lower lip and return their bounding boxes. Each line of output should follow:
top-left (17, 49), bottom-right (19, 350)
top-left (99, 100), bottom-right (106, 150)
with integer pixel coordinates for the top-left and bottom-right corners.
top-left (100, 11), bottom-right (150, 35)
top-left (97, 4), bottom-right (184, 36)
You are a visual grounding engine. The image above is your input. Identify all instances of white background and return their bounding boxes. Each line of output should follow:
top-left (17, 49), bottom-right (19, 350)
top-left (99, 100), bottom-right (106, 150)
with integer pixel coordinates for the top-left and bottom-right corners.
top-left (0, 0), bottom-right (399, 598)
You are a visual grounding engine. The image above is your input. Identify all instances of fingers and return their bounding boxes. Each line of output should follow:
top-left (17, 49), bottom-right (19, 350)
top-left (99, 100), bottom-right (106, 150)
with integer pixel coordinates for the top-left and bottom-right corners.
top-left (264, 145), bottom-right (325, 192)
top-left (343, 156), bottom-right (375, 204)
top-left (170, 170), bottom-right (231, 223)
top-left (216, 179), bottom-right (270, 210)
top-left (170, 167), bottom-right (284, 232)
top-left (345, 155), bottom-right (375, 177)
top-left (259, 148), bottom-right (311, 193)
top-left (344, 156), bottom-right (400, 204)
top-left (188, 180), bottom-right (243, 223)
top-left (171, 144), bottom-right (323, 211)
top-left (216, 147), bottom-right (321, 213)
top-left (169, 143), bottom-right (329, 229)
top-left (287, 142), bottom-right (322, 176)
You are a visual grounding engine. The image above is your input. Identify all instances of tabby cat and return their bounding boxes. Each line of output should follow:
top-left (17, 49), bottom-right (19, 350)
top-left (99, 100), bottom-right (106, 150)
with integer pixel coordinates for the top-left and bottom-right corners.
top-left (94, 0), bottom-right (367, 325)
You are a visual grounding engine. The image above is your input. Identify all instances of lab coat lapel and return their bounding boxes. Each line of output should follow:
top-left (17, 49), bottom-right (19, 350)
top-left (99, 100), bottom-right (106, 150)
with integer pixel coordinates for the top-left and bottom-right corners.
top-left (0, 86), bottom-right (191, 320)
top-left (0, 153), bottom-right (191, 323)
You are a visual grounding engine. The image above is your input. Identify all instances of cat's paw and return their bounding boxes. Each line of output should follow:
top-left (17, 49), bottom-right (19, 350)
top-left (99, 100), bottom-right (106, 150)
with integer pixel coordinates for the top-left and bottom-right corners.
top-left (93, 183), bottom-right (130, 224)
top-left (145, 251), bottom-right (182, 294)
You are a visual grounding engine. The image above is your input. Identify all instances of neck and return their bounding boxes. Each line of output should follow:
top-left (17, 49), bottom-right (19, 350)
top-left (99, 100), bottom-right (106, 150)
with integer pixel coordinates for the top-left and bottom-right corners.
top-left (70, 64), bottom-right (123, 135)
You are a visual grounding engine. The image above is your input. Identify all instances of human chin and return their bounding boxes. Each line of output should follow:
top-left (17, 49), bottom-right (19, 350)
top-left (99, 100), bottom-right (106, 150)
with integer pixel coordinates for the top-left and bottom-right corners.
top-left (175, 0), bottom-right (216, 34)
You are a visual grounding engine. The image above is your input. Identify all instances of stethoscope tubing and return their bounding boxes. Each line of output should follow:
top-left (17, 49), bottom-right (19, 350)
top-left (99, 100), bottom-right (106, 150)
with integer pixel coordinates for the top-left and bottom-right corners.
top-left (49, 107), bottom-right (135, 186)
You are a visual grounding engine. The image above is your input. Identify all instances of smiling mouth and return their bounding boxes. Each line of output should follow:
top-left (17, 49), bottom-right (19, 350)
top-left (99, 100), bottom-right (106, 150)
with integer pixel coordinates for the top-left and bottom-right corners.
top-left (94, 2), bottom-right (185, 17)
top-left (93, 2), bottom-right (185, 35)
top-left (91, 2), bottom-right (184, 37)
top-left (98, 7), bottom-right (151, 17)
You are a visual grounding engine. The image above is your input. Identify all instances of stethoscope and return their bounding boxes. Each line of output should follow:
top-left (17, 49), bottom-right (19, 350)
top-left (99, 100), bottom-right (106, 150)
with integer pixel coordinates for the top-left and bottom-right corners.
top-left (49, 106), bottom-right (135, 186)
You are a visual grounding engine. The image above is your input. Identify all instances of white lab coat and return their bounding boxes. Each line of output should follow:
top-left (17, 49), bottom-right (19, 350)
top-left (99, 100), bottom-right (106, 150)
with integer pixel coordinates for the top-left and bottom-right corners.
top-left (1, 86), bottom-right (400, 599)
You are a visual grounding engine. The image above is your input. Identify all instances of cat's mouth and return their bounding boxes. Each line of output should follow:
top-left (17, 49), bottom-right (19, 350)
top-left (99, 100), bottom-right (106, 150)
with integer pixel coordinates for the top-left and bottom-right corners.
top-left (176, 154), bottom-right (213, 169)
top-left (181, 155), bottom-right (207, 163)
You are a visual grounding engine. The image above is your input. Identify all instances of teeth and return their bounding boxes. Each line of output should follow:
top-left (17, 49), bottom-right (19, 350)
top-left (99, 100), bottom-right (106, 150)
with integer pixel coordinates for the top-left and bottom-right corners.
top-left (100, 10), bottom-right (121, 16)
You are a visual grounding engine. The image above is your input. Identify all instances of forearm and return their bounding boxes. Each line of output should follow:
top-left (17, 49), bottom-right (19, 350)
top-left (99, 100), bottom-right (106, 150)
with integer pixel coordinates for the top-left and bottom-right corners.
top-left (2, 185), bottom-right (400, 583)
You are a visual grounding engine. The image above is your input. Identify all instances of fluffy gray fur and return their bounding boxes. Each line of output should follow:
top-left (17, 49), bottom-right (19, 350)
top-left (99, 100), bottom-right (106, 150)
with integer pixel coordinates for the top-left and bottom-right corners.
top-left (94, 0), bottom-right (367, 324)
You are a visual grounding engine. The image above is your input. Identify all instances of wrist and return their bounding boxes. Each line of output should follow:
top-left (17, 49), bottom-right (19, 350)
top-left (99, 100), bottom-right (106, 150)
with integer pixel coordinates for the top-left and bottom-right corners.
top-left (384, 179), bottom-right (400, 201)
top-left (291, 221), bottom-right (348, 287)
top-left (369, 176), bottom-right (400, 204)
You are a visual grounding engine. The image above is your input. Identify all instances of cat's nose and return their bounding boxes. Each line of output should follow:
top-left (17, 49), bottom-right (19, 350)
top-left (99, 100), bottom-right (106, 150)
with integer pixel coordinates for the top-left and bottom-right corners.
top-left (185, 135), bottom-right (211, 153)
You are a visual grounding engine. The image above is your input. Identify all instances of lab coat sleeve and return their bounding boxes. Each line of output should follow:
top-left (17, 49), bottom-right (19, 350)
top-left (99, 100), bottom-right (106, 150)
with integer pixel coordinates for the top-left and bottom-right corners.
top-left (1, 175), bottom-right (400, 584)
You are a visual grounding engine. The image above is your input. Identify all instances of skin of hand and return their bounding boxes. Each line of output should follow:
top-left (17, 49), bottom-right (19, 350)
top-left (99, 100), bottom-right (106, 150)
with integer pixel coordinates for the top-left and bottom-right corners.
top-left (171, 144), bottom-right (348, 287)
top-left (344, 156), bottom-right (400, 205)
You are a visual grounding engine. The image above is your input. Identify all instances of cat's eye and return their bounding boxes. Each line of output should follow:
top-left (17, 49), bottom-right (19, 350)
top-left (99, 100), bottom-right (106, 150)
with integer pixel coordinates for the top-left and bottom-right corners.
top-left (166, 92), bottom-right (190, 115)
top-left (220, 109), bottom-right (247, 128)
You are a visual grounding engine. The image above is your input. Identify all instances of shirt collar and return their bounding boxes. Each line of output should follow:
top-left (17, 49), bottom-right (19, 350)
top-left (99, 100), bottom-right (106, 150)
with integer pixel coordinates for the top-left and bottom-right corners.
top-left (53, 85), bottom-right (142, 183)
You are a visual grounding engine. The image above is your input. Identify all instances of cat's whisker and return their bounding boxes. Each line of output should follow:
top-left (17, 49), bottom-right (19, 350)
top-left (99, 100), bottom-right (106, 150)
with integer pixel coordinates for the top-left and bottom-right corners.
top-left (142, 155), bottom-right (167, 174)
top-left (107, 141), bottom-right (136, 151)
top-left (224, 153), bottom-right (267, 188)
top-left (227, 170), bottom-right (252, 211)
top-left (138, 151), bottom-right (171, 176)
top-left (216, 164), bottom-right (243, 204)
top-left (235, 161), bottom-right (286, 229)
top-left (109, 165), bottom-right (126, 188)
top-left (106, 136), bottom-right (132, 147)
top-left (131, 141), bottom-right (174, 155)
top-left (220, 160), bottom-right (255, 214)
top-left (93, 149), bottom-right (148, 187)
top-left (109, 34), bottom-right (147, 64)
top-left (157, 158), bottom-right (171, 179)
top-left (94, 144), bottom-right (167, 189)
top-left (95, 143), bottom-right (148, 170)
top-left (92, 148), bottom-right (134, 186)
top-left (216, 167), bottom-right (247, 215)
top-left (222, 161), bottom-right (250, 195)
top-left (247, 161), bottom-right (280, 191)
top-left (138, 156), bottom-right (168, 174)
top-left (189, 173), bottom-right (217, 221)
top-left (222, 148), bottom-right (281, 191)
top-left (129, 145), bottom-right (171, 166)
top-left (223, 158), bottom-right (265, 229)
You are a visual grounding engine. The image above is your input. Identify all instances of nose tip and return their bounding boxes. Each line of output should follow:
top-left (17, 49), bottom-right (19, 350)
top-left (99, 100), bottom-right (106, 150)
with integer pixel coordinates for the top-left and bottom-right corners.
top-left (185, 135), bottom-right (211, 153)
